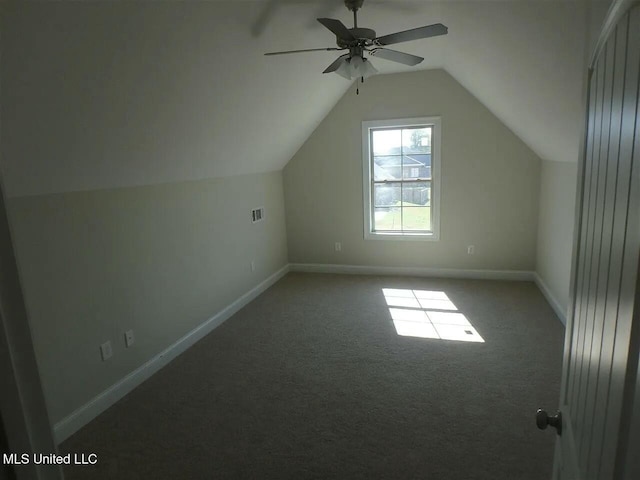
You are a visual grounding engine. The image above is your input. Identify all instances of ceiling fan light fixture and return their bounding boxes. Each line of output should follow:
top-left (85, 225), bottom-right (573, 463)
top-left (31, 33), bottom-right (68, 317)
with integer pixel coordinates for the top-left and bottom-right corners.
top-left (350, 54), bottom-right (364, 72)
top-left (334, 59), bottom-right (353, 80)
top-left (334, 55), bottom-right (378, 80)
top-left (360, 57), bottom-right (378, 79)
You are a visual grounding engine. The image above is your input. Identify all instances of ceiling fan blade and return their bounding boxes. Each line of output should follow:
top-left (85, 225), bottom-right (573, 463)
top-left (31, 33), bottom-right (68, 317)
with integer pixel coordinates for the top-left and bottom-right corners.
top-left (323, 54), bottom-right (349, 74)
top-left (317, 18), bottom-right (355, 42)
top-left (375, 23), bottom-right (448, 46)
top-left (369, 48), bottom-right (424, 66)
top-left (265, 47), bottom-right (343, 56)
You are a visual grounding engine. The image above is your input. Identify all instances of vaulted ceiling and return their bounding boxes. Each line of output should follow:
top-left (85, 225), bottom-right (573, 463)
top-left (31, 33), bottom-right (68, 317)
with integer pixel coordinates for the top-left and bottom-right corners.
top-left (1, 1), bottom-right (609, 197)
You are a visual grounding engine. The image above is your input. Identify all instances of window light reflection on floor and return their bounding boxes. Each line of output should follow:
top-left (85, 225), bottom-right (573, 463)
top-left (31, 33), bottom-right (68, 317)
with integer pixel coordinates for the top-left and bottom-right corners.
top-left (383, 289), bottom-right (485, 343)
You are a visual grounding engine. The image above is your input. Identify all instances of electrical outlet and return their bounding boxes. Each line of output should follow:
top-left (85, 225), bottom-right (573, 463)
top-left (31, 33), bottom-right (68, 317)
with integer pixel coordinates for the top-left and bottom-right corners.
top-left (467, 245), bottom-right (475, 255)
top-left (250, 260), bottom-right (255, 272)
top-left (100, 341), bottom-right (113, 361)
top-left (124, 330), bottom-right (135, 348)
top-left (335, 242), bottom-right (342, 252)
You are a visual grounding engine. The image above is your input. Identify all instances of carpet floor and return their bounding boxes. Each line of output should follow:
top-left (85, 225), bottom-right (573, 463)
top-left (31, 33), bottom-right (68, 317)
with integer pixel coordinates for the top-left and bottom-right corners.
top-left (61, 273), bottom-right (565, 479)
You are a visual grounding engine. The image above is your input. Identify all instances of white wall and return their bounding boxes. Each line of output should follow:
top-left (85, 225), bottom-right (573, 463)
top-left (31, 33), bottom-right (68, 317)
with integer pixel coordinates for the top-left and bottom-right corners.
top-left (283, 69), bottom-right (541, 271)
top-left (535, 161), bottom-right (579, 320)
top-left (7, 172), bottom-right (288, 425)
top-left (1, 1), bottom-right (291, 430)
top-left (533, 0), bottom-right (611, 321)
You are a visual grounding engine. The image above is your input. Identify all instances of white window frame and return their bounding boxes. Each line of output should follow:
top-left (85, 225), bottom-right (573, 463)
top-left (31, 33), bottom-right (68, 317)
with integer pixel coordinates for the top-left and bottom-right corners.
top-left (362, 117), bottom-right (441, 241)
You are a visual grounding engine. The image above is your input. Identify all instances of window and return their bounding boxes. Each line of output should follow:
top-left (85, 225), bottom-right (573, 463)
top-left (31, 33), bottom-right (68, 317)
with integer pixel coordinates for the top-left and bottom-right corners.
top-left (362, 117), bottom-right (441, 240)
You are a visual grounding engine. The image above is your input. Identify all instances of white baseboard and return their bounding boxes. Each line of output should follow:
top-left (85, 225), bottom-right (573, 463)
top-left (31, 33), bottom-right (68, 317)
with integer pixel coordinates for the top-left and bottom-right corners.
top-left (53, 264), bottom-right (290, 444)
top-left (533, 272), bottom-right (567, 325)
top-left (290, 263), bottom-right (534, 281)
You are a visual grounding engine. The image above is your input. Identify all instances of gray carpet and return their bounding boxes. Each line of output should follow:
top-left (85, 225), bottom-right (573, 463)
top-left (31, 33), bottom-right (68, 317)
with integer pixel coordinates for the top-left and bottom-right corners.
top-left (61, 273), bottom-right (565, 479)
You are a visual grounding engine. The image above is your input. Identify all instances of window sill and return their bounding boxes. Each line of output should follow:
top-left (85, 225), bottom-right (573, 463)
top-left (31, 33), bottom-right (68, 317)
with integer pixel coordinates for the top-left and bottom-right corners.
top-left (364, 232), bottom-right (440, 241)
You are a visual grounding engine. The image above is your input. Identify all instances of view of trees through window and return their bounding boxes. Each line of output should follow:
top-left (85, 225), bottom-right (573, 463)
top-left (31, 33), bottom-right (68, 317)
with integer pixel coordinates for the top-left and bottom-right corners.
top-left (371, 126), bottom-right (432, 232)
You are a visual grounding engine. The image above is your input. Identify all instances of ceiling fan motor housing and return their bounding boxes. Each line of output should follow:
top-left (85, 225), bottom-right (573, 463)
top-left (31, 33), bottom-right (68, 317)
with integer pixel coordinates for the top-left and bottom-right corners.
top-left (336, 27), bottom-right (377, 48)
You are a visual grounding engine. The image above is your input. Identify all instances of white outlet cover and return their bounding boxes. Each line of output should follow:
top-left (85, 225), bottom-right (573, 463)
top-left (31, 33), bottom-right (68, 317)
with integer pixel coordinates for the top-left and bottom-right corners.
top-left (100, 341), bottom-right (112, 361)
top-left (125, 330), bottom-right (135, 348)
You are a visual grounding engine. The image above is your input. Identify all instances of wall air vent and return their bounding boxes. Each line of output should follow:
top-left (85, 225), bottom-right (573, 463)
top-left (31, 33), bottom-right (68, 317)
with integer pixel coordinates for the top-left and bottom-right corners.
top-left (251, 207), bottom-right (265, 223)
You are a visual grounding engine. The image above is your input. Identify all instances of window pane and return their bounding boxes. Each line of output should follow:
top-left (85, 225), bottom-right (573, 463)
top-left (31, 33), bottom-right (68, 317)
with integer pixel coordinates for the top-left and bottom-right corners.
top-left (374, 207), bottom-right (401, 231)
top-left (402, 181), bottom-right (431, 207)
top-left (402, 127), bottom-right (431, 154)
top-left (364, 119), bottom-right (439, 238)
top-left (372, 129), bottom-right (401, 155)
top-left (402, 207), bottom-right (431, 231)
top-left (374, 183), bottom-right (401, 207)
top-left (402, 154), bottom-right (431, 180)
top-left (373, 156), bottom-right (402, 181)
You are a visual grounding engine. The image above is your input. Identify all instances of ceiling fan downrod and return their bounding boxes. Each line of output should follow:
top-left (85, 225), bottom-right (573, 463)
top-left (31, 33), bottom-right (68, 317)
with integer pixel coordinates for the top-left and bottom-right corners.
top-left (344, 0), bottom-right (364, 27)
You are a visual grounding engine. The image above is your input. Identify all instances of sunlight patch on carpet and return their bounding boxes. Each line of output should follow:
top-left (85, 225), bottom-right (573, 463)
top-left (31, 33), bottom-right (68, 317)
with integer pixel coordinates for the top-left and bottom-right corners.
top-left (383, 289), bottom-right (485, 343)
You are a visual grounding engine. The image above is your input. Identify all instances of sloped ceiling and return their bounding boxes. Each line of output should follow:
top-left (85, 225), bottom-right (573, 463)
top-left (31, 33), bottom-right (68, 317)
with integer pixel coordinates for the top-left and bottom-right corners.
top-left (1, 1), bottom-right (609, 197)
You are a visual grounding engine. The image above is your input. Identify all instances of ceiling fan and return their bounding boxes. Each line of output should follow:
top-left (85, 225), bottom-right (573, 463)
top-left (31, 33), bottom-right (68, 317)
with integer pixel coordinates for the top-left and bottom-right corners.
top-left (264, 0), bottom-right (448, 82)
